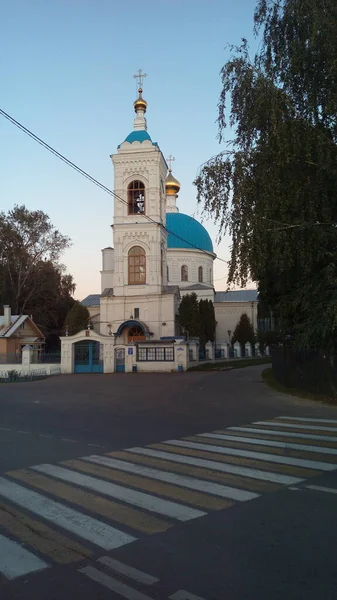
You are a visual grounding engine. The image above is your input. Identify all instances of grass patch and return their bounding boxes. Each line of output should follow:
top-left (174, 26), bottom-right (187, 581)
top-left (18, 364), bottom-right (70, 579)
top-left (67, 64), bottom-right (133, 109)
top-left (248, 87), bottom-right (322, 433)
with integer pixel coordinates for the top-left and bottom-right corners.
top-left (262, 368), bottom-right (336, 404)
top-left (188, 357), bottom-right (271, 372)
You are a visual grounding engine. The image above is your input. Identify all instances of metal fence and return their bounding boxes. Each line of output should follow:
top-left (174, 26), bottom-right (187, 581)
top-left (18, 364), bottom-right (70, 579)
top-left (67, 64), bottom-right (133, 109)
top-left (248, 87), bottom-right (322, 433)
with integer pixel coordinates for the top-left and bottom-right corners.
top-left (32, 352), bottom-right (61, 364)
top-left (271, 346), bottom-right (337, 398)
top-left (0, 369), bottom-right (47, 383)
top-left (0, 353), bottom-right (20, 364)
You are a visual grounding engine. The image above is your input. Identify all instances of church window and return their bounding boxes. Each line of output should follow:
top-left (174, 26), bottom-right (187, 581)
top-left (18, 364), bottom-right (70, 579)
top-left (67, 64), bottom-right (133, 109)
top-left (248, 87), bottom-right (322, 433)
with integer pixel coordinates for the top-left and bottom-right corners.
top-left (127, 325), bottom-right (144, 342)
top-left (167, 265), bottom-right (169, 281)
top-left (134, 308), bottom-right (140, 319)
top-left (181, 265), bottom-right (188, 281)
top-left (128, 246), bottom-right (146, 284)
top-left (127, 180), bottom-right (145, 214)
top-left (209, 268), bottom-right (212, 283)
top-left (198, 266), bottom-right (203, 283)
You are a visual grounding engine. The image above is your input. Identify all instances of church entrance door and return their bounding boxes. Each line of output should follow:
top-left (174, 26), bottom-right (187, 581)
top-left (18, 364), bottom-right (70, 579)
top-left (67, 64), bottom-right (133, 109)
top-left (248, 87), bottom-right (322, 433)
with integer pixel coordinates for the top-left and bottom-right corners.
top-left (115, 347), bottom-right (125, 372)
top-left (74, 341), bottom-right (103, 373)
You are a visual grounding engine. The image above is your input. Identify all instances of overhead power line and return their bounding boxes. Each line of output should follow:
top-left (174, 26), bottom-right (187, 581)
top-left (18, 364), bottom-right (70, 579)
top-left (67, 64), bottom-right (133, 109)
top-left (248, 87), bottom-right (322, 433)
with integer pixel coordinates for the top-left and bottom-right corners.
top-left (0, 108), bottom-right (228, 264)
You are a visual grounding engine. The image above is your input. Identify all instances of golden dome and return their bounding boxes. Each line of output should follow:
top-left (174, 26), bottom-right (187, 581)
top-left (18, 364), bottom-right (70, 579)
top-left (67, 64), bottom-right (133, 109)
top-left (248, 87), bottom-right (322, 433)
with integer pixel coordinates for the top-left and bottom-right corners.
top-left (134, 88), bottom-right (147, 113)
top-left (165, 170), bottom-right (181, 196)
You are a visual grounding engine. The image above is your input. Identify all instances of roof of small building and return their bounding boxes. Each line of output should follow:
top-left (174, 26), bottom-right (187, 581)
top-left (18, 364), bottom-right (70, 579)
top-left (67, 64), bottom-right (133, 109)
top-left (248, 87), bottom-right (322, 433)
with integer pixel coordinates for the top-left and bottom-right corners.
top-left (81, 294), bottom-right (101, 307)
top-left (166, 213), bottom-right (214, 253)
top-left (215, 290), bottom-right (258, 303)
top-left (0, 314), bottom-right (44, 339)
top-left (183, 284), bottom-right (213, 290)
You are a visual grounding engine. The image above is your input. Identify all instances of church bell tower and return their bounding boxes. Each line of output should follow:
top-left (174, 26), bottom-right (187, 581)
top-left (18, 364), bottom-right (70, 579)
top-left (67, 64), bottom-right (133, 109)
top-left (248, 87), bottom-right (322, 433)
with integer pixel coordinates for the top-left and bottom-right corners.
top-left (110, 70), bottom-right (168, 297)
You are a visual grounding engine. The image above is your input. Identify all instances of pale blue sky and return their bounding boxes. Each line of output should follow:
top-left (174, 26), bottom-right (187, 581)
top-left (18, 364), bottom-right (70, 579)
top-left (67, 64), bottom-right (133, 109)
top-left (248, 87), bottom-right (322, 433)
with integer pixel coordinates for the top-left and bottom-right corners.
top-left (1, 0), bottom-right (258, 299)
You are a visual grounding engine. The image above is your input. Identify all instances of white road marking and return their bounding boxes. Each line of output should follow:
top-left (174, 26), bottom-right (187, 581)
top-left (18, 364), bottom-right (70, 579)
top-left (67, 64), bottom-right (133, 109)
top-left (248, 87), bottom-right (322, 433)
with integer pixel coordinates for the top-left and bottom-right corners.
top-left (198, 433), bottom-right (337, 456)
top-left (0, 476), bottom-right (135, 550)
top-left (164, 439), bottom-right (336, 471)
top-left (306, 485), bottom-right (337, 495)
top-left (32, 464), bottom-right (205, 522)
top-left (170, 592), bottom-right (207, 600)
top-left (97, 556), bottom-right (159, 585)
top-left (278, 416), bottom-right (337, 424)
top-left (84, 455), bottom-right (258, 502)
top-left (87, 443), bottom-right (102, 448)
top-left (253, 421), bottom-right (337, 432)
top-left (127, 448), bottom-right (302, 485)
top-left (228, 426), bottom-right (337, 443)
top-left (79, 566), bottom-right (154, 600)
top-left (0, 428), bottom-right (11, 431)
top-left (38, 434), bottom-right (53, 439)
top-left (18, 430), bottom-right (30, 434)
top-left (61, 438), bottom-right (77, 443)
top-left (0, 532), bottom-right (49, 579)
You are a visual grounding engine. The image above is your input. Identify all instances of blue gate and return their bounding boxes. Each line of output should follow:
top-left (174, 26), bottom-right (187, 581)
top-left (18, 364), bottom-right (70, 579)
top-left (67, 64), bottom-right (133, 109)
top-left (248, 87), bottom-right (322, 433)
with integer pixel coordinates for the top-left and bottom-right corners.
top-left (115, 348), bottom-right (125, 373)
top-left (74, 341), bottom-right (103, 373)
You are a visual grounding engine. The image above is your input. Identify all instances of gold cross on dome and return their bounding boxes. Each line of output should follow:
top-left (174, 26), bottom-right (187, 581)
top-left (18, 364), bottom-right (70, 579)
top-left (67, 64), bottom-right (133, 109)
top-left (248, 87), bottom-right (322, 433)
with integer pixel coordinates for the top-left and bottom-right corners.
top-left (133, 68), bottom-right (147, 89)
top-left (166, 155), bottom-right (175, 171)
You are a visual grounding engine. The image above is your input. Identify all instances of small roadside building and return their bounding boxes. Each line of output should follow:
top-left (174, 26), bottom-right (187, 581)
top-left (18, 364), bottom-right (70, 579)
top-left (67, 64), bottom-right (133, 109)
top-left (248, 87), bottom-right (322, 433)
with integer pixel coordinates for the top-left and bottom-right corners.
top-left (0, 305), bottom-right (45, 364)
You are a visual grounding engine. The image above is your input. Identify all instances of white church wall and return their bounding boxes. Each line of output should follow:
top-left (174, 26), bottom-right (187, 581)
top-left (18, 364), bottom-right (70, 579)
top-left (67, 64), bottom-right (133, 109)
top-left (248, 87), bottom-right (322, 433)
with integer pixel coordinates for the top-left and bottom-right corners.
top-left (100, 293), bottom-right (176, 338)
top-left (167, 249), bottom-right (214, 287)
top-left (214, 301), bottom-right (258, 343)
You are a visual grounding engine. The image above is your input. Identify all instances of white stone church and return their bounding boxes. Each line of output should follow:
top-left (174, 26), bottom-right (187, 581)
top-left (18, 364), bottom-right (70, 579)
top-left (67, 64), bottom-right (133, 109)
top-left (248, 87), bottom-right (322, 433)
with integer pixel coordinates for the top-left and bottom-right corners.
top-left (62, 74), bottom-right (258, 373)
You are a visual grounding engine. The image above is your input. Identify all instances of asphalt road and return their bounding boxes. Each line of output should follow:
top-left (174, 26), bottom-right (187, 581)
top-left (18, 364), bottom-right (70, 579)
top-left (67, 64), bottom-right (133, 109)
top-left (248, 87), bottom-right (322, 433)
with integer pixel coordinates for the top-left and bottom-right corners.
top-left (1, 366), bottom-right (337, 600)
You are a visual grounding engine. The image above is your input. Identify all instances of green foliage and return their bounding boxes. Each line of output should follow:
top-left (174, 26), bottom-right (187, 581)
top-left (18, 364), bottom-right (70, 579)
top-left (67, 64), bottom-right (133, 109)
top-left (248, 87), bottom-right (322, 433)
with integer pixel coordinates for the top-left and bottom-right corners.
top-left (199, 299), bottom-right (216, 348)
top-left (0, 205), bottom-right (75, 349)
top-left (64, 302), bottom-right (90, 336)
top-left (232, 313), bottom-right (255, 350)
top-left (178, 293), bottom-right (201, 338)
top-left (194, 0), bottom-right (337, 351)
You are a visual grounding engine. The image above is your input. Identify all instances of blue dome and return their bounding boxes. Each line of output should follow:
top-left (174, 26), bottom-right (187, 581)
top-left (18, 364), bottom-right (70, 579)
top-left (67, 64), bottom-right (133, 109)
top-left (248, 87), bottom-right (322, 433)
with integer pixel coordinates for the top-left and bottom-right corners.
top-left (124, 130), bottom-right (152, 143)
top-left (166, 213), bottom-right (213, 253)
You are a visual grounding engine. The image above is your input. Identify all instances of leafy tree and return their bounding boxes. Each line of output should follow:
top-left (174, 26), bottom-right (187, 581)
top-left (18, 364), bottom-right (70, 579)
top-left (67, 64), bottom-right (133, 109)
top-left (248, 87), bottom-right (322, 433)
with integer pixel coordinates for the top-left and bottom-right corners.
top-left (232, 313), bottom-right (255, 353)
top-left (199, 299), bottom-right (216, 348)
top-left (194, 0), bottom-right (337, 351)
top-left (63, 302), bottom-right (90, 336)
top-left (0, 205), bottom-right (71, 314)
top-left (0, 205), bottom-right (75, 349)
top-left (178, 293), bottom-right (201, 338)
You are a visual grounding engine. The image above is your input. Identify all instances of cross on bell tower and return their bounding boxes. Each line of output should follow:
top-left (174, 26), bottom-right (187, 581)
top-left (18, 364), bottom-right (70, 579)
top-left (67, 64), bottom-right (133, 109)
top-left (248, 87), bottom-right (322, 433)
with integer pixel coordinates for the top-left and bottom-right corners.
top-left (133, 68), bottom-right (147, 91)
top-left (166, 155), bottom-right (175, 172)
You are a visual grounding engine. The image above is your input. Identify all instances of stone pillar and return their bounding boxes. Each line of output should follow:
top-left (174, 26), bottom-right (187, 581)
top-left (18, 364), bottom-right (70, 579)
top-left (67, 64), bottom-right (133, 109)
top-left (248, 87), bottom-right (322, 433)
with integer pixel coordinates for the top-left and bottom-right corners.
top-left (255, 342), bottom-right (261, 357)
top-left (21, 345), bottom-right (33, 369)
top-left (103, 341), bottom-right (116, 373)
top-left (245, 342), bottom-right (252, 357)
top-left (265, 345), bottom-right (270, 356)
top-left (205, 341), bottom-right (214, 361)
top-left (188, 341), bottom-right (198, 362)
top-left (60, 339), bottom-right (74, 374)
top-left (233, 341), bottom-right (241, 358)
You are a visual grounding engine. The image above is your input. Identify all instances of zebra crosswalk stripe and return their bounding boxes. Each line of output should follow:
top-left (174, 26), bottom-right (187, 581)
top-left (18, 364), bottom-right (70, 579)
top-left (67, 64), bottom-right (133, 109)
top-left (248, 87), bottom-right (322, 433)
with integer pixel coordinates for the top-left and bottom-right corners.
top-left (0, 477), bottom-right (135, 550)
top-left (32, 464), bottom-right (206, 522)
top-left (127, 447), bottom-right (302, 485)
top-left (0, 532), bottom-right (48, 579)
top-left (196, 432), bottom-right (337, 455)
top-left (227, 427), bottom-right (337, 443)
top-left (83, 454), bottom-right (258, 502)
top-left (163, 440), bottom-right (337, 471)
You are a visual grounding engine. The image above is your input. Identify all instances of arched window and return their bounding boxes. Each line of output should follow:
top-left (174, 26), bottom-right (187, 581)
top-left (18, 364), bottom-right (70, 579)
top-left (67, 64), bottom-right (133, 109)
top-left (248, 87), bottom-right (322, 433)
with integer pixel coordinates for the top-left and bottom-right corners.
top-left (209, 268), bottom-right (212, 284)
top-left (167, 265), bottom-right (169, 281)
top-left (128, 180), bottom-right (145, 214)
top-left (198, 266), bottom-right (203, 283)
top-left (128, 246), bottom-right (146, 284)
top-left (181, 265), bottom-right (188, 281)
